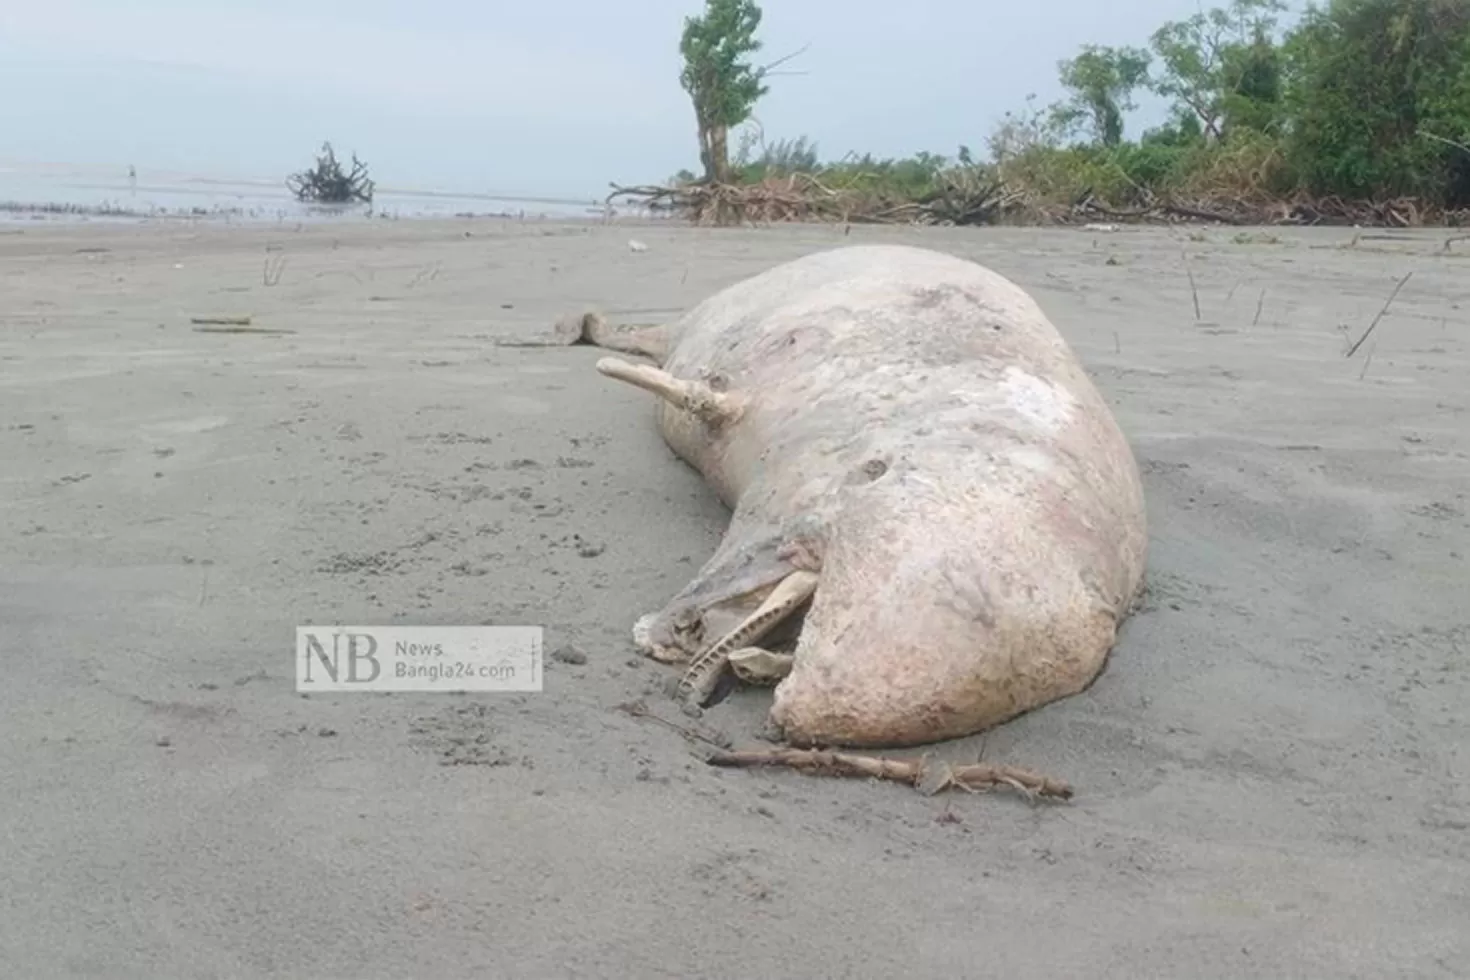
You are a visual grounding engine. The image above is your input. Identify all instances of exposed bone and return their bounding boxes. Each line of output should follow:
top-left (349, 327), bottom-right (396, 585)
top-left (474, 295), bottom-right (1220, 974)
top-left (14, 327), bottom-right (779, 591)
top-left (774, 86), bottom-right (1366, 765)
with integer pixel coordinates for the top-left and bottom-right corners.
top-left (633, 611), bottom-right (691, 664)
top-left (727, 648), bottom-right (795, 686)
top-left (677, 569), bottom-right (818, 706)
top-left (596, 357), bottom-right (743, 427)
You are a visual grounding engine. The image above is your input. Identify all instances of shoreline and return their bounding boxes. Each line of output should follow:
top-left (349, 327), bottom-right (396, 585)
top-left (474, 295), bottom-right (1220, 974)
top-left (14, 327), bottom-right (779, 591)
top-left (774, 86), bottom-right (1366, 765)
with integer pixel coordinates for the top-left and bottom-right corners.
top-left (0, 162), bottom-right (627, 227)
top-left (0, 197), bottom-right (663, 228)
top-left (4, 203), bottom-right (1469, 252)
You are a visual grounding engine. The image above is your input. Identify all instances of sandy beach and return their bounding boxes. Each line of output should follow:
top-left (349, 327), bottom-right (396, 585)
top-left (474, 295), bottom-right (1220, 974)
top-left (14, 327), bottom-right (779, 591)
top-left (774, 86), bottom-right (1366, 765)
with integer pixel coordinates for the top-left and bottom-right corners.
top-left (2, 215), bottom-right (1467, 978)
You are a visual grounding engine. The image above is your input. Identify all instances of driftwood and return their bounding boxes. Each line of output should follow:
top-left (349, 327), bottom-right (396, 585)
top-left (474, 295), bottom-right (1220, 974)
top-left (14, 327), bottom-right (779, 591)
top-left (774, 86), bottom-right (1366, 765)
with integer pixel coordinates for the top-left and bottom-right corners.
top-left (607, 172), bottom-right (1469, 230)
top-left (607, 172), bottom-right (1021, 228)
top-left (1068, 188), bottom-right (1470, 228)
top-left (706, 747), bottom-right (1073, 802)
top-left (192, 326), bottom-right (295, 335)
top-left (287, 142), bottom-right (375, 204)
top-left (190, 315), bottom-right (253, 326)
top-left (613, 699), bottom-right (732, 751)
top-left (1070, 192), bottom-right (1245, 225)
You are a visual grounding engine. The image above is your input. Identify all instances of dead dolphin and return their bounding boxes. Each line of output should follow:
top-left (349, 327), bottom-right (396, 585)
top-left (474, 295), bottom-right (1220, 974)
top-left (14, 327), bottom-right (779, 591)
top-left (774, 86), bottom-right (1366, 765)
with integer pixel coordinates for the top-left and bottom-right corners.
top-left (582, 243), bottom-right (1147, 748)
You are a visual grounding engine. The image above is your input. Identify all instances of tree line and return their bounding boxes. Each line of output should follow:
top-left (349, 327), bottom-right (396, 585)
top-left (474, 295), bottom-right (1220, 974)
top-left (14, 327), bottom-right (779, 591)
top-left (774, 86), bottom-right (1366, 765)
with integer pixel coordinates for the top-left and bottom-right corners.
top-left (653, 0), bottom-right (1470, 224)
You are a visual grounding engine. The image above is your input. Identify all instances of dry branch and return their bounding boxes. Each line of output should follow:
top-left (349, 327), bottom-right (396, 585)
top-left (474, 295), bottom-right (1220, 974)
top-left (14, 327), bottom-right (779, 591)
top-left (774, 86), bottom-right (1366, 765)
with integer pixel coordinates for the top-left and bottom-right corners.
top-left (615, 699), bottom-right (732, 750)
top-left (1182, 251), bottom-right (1202, 321)
top-left (607, 171), bottom-right (1020, 228)
top-left (192, 326), bottom-right (295, 335)
top-left (287, 142), bottom-right (374, 204)
top-left (1346, 272), bottom-right (1413, 358)
top-left (1068, 189), bottom-right (1470, 228)
top-left (705, 747), bottom-right (1073, 801)
top-left (190, 315), bottom-right (253, 326)
top-left (608, 172), bottom-right (1470, 230)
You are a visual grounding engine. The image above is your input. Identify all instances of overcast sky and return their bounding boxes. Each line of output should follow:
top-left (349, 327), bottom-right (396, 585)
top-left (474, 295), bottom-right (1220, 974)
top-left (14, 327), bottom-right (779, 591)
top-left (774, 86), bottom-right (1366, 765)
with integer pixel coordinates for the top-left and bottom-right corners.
top-left (0, 0), bottom-right (1305, 199)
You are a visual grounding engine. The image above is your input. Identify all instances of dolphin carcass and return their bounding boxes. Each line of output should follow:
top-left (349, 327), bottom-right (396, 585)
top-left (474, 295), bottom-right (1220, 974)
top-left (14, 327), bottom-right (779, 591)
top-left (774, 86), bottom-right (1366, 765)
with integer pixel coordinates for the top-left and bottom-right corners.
top-left (581, 244), bottom-right (1147, 749)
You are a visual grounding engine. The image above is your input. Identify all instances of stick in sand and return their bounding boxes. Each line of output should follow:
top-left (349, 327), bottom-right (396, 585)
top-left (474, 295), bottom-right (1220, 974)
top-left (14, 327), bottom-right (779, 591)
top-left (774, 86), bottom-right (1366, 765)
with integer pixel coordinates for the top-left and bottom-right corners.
top-left (615, 699), bottom-right (732, 750)
top-left (192, 326), bottom-right (296, 335)
top-left (705, 747), bottom-right (1073, 802)
top-left (191, 315), bottom-right (253, 326)
top-left (1346, 272), bottom-right (1412, 358)
top-left (1182, 251), bottom-right (1201, 321)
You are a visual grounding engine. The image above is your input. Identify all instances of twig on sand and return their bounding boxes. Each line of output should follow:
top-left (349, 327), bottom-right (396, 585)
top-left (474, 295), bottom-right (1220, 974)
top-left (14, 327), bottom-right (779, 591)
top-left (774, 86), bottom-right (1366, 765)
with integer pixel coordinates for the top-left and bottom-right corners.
top-left (615, 700), bottom-right (732, 750)
top-left (1253, 288), bottom-right (1266, 326)
top-left (192, 326), bottom-right (295, 335)
top-left (1346, 272), bottom-right (1413, 358)
top-left (190, 315), bottom-right (253, 326)
top-left (1182, 251), bottom-right (1201, 321)
top-left (492, 338), bottom-right (586, 349)
top-left (705, 747), bottom-right (1073, 802)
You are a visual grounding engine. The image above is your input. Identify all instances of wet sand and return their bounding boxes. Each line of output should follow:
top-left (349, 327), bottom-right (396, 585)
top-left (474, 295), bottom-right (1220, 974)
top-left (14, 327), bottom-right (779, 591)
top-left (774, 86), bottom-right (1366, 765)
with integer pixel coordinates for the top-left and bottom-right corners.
top-left (2, 217), bottom-right (1467, 978)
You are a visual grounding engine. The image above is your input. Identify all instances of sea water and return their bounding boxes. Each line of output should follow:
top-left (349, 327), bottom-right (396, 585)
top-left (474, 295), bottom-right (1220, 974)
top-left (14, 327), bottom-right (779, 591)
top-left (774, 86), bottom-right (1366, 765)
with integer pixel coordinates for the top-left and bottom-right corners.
top-left (0, 161), bottom-right (608, 225)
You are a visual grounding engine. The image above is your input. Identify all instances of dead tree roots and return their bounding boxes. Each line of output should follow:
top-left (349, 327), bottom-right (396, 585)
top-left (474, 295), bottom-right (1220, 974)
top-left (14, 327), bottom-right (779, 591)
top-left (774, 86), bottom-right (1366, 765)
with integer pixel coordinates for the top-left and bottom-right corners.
top-left (1068, 188), bottom-right (1470, 228)
top-left (287, 142), bottom-right (375, 204)
top-left (607, 172), bottom-right (1020, 228)
top-left (607, 175), bottom-right (1469, 230)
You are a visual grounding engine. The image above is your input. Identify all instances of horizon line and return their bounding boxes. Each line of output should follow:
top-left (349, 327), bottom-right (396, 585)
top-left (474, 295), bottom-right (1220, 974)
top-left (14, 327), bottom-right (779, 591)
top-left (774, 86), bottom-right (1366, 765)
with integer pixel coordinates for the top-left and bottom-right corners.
top-left (0, 156), bottom-right (607, 206)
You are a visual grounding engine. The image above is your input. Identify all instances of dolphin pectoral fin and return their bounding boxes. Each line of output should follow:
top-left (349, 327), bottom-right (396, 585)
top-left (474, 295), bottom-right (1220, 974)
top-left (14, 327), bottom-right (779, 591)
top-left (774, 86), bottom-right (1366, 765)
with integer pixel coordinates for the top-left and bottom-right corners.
top-left (677, 569), bottom-right (818, 708)
top-left (596, 357), bottom-right (744, 427)
top-left (727, 648), bottom-right (795, 686)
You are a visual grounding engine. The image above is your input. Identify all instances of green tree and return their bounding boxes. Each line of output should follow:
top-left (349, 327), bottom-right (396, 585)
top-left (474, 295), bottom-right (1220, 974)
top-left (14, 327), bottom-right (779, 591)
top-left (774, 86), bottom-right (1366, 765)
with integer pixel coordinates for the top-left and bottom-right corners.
top-left (1052, 45), bottom-right (1152, 146)
top-left (678, 0), bottom-right (772, 185)
top-left (1282, 0), bottom-right (1470, 203)
top-left (732, 132), bottom-right (821, 182)
top-left (1220, 25), bottom-right (1284, 133)
top-left (1148, 0), bottom-right (1288, 141)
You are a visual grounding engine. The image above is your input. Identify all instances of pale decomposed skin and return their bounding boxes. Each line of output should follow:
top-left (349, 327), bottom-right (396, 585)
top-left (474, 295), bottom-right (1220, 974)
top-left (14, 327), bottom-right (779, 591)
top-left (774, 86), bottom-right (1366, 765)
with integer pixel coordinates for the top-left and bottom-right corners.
top-left (578, 244), bottom-right (1148, 749)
